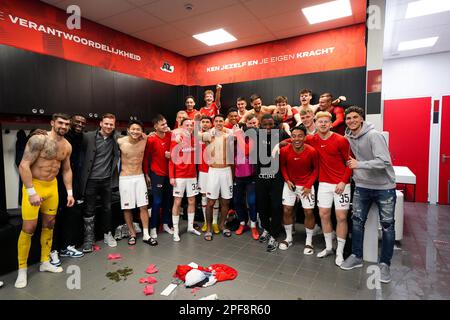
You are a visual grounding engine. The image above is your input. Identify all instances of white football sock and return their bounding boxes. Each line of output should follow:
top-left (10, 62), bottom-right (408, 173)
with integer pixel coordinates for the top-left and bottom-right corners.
top-left (305, 227), bottom-right (314, 246)
top-left (143, 228), bottom-right (150, 241)
top-left (172, 215), bottom-right (179, 235)
top-left (202, 195), bottom-right (207, 222)
top-left (337, 237), bottom-right (346, 257)
top-left (250, 221), bottom-right (256, 228)
top-left (284, 224), bottom-right (293, 242)
top-left (187, 212), bottom-right (195, 230)
top-left (324, 232), bottom-right (333, 251)
top-left (213, 200), bottom-right (219, 224)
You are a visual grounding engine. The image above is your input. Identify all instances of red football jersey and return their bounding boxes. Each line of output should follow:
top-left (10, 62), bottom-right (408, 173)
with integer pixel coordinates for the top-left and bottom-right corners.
top-left (143, 132), bottom-right (171, 177)
top-left (199, 102), bottom-right (219, 118)
top-left (169, 134), bottom-right (197, 179)
top-left (280, 144), bottom-right (319, 189)
top-left (305, 133), bottom-right (352, 184)
top-left (186, 109), bottom-right (200, 121)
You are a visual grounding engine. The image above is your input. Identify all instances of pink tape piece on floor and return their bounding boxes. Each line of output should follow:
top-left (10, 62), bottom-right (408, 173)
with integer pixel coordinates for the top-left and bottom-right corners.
top-left (146, 264), bottom-right (158, 274)
top-left (143, 285), bottom-right (154, 295)
top-left (107, 253), bottom-right (122, 260)
top-left (139, 276), bottom-right (158, 284)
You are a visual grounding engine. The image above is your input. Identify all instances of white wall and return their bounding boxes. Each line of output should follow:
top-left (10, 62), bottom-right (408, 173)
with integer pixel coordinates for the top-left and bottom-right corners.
top-left (382, 51), bottom-right (450, 204)
top-left (383, 52), bottom-right (450, 99)
top-left (2, 130), bottom-right (21, 209)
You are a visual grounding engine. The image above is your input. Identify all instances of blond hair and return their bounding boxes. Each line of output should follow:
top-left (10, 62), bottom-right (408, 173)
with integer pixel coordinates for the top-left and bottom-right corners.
top-left (300, 107), bottom-right (314, 116)
top-left (315, 111), bottom-right (332, 120)
top-left (204, 90), bottom-right (214, 97)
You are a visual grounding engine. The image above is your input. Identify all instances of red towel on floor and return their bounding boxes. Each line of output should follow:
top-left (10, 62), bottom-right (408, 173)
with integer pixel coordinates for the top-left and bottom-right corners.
top-left (174, 263), bottom-right (237, 282)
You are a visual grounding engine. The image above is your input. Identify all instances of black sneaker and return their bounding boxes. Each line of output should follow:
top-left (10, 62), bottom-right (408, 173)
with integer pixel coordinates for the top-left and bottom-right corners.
top-left (259, 230), bottom-right (269, 243)
top-left (266, 237), bottom-right (279, 252)
top-left (82, 242), bottom-right (93, 253)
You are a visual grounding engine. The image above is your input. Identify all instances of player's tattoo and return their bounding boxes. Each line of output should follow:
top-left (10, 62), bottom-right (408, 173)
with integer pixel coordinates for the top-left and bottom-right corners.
top-left (22, 135), bottom-right (46, 162)
top-left (42, 139), bottom-right (57, 159)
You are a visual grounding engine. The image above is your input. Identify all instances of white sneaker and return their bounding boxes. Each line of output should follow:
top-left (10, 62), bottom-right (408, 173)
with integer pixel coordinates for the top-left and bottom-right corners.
top-left (49, 250), bottom-right (61, 267)
top-left (0, 281), bottom-right (3, 288)
top-left (335, 255), bottom-right (344, 266)
top-left (60, 245), bottom-right (84, 258)
top-left (15, 269), bottom-right (27, 289)
top-left (104, 232), bottom-right (117, 247)
top-left (39, 261), bottom-right (63, 273)
top-left (163, 224), bottom-right (174, 235)
top-left (150, 228), bottom-right (158, 239)
top-left (173, 233), bottom-right (180, 242)
top-left (188, 228), bottom-right (201, 236)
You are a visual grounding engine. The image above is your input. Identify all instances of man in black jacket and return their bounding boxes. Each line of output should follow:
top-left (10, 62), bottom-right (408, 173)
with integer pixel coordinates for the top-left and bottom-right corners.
top-left (49, 115), bottom-right (87, 266)
top-left (80, 113), bottom-right (120, 253)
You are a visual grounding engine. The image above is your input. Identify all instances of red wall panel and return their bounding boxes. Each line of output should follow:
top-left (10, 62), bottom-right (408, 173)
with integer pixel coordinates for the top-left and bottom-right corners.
top-left (384, 97), bottom-right (431, 202)
top-left (439, 96), bottom-right (450, 204)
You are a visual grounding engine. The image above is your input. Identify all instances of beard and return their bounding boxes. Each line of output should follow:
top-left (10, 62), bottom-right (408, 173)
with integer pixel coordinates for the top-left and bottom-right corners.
top-left (56, 128), bottom-right (67, 136)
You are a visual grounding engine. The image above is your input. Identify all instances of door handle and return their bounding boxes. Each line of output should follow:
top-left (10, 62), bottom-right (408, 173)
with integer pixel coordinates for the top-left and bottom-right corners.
top-left (442, 154), bottom-right (450, 163)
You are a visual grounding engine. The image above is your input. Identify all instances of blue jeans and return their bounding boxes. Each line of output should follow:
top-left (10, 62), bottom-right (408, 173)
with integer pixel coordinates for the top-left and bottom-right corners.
top-left (351, 187), bottom-right (396, 265)
top-left (233, 176), bottom-right (257, 223)
top-left (150, 172), bottom-right (173, 229)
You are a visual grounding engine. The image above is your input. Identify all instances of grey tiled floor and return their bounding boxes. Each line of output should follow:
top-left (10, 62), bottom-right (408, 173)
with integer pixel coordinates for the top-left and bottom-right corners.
top-left (0, 202), bottom-right (449, 300)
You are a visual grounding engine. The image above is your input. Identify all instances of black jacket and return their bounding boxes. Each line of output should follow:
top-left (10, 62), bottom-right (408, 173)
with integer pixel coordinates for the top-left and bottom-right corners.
top-left (79, 129), bottom-right (120, 198)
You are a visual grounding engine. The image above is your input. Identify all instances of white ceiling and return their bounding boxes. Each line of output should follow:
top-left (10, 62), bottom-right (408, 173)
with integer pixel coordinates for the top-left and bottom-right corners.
top-left (40, 0), bottom-right (366, 57)
top-left (384, 0), bottom-right (450, 60)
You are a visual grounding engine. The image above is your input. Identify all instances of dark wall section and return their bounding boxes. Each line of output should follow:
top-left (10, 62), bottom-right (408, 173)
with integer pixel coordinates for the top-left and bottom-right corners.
top-left (0, 45), bottom-right (179, 128)
top-left (181, 68), bottom-right (366, 114)
top-left (0, 123), bottom-right (5, 212)
top-left (0, 44), bottom-right (365, 126)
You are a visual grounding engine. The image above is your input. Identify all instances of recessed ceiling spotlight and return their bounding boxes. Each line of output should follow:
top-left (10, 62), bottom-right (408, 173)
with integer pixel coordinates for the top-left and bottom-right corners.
top-left (405, 0), bottom-right (450, 19)
top-left (193, 28), bottom-right (237, 46)
top-left (302, 0), bottom-right (352, 24)
top-left (398, 36), bottom-right (439, 51)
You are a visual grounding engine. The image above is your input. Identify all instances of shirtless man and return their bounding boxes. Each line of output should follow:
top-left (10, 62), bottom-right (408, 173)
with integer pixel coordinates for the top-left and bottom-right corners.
top-left (315, 93), bottom-right (346, 135)
top-left (200, 114), bottom-right (235, 241)
top-left (293, 88), bottom-right (346, 114)
top-left (15, 113), bottom-right (75, 288)
top-left (239, 94), bottom-right (296, 125)
top-left (117, 120), bottom-right (155, 246)
top-left (236, 97), bottom-right (248, 121)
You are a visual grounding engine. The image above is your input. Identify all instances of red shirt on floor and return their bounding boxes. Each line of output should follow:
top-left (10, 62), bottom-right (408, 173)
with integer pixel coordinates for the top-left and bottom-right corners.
top-left (143, 132), bottom-right (171, 177)
top-left (169, 134), bottom-right (197, 179)
top-left (199, 103), bottom-right (219, 118)
top-left (305, 133), bottom-right (352, 184)
top-left (280, 144), bottom-right (319, 189)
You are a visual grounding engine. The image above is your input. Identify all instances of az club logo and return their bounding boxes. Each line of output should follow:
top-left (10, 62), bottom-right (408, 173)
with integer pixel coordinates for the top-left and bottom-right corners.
top-left (161, 62), bottom-right (174, 73)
